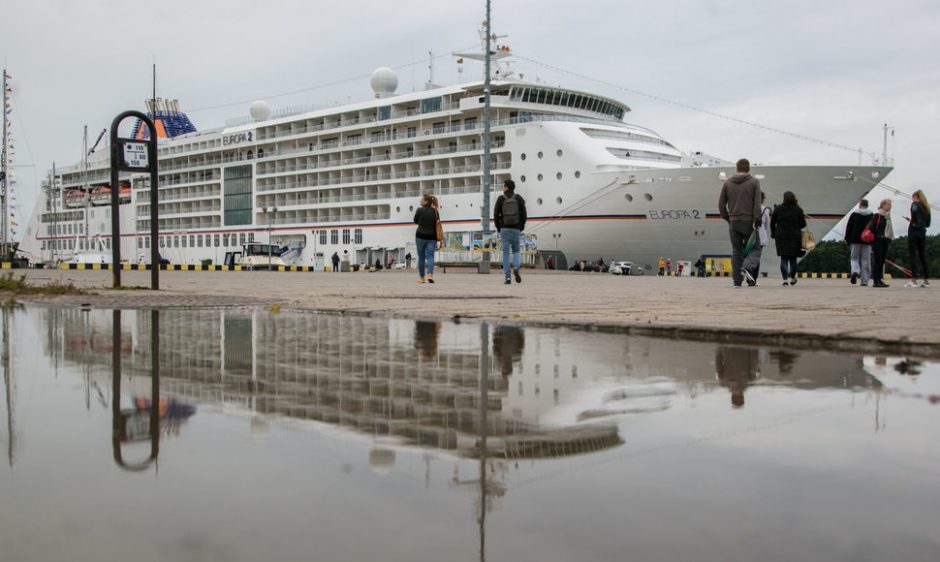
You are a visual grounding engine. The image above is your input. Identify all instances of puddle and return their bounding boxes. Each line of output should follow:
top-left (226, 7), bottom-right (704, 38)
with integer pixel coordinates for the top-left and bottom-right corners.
top-left (1, 306), bottom-right (938, 561)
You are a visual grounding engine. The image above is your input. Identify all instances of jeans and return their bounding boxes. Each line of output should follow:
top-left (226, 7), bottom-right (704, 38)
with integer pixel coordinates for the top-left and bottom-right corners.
top-left (500, 228), bottom-right (521, 278)
top-left (849, 243), bottom-right (871, 285)
top-left (416, 237), bottom-right (436, 277)
top-left (872, 238), bottom-right (889, 282)
top-left (728, 220), bottom-right (753, 287)
top-left (779, 256), bottom-right (798, 280)
top-left (909, 235), bottom-right (928, 279)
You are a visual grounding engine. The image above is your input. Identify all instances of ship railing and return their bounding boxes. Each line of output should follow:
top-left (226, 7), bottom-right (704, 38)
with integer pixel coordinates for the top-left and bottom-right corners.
top-left (257, 162), bottom-right (510, 193)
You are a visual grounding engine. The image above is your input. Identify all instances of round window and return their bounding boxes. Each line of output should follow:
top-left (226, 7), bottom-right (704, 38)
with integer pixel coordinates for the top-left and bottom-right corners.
top-left (520, 175), bottom-right (527, 182)
top-left (537, 151), bottom-right (544, 159)
top-left (556, 172), bottom-right (563, 180)
top-left (625, 194), bottom-right (633, 202)
top-left (644, 193), bottom-right (653, 201)
top-left (396, 206), bottom-right (401, 212)
top-left (537, 173), bottom-right (544, 181)
top-left (409, 205), bottom-right (414, 211)
top-left (556, 149), bottom-right (563, 157)
top-left (556, 197), bottom-right (563, 204)
top-left (521, 153), bottom-right (527, 160)
top-left (574, 170), bottom-right (581, 178)
top-left (537, 198), bottom-right (543, 205)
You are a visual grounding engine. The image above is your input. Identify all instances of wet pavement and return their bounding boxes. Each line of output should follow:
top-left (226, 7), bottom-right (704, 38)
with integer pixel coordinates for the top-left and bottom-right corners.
top-left (1, 305), bottom-right (938, 562)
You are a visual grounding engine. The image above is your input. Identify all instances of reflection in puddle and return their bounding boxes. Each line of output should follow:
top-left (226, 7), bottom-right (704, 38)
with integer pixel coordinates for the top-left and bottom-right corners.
top-left (1, 305), bottom-right (939, 562)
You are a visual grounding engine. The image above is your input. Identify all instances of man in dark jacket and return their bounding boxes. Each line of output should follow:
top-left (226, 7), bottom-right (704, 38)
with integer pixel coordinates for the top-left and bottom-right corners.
top-left (844, 199), bottom-right (873, 286)
top-left (331, 251), bottom-right (340, 272)
top-left (718, 158), bottom-right (762, 288)
top-left (494, 179), bottom-right (527, 285)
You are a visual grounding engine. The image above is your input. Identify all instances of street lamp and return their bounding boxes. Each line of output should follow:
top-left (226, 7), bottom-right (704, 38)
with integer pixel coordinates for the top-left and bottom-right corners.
top-left (263, 205), bottom-right (277, 270)
top-left (552, 232), bottom-right (561, 250)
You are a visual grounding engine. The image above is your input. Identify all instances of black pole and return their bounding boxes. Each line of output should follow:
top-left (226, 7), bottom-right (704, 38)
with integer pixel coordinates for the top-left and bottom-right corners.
top-left (109, 110), bottom-right (159, 290)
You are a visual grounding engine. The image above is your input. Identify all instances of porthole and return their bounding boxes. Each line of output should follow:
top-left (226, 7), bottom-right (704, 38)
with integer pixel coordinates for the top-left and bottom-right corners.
top-left (409, 205), bottom-right (414, 211)
top-left (644, 193), bottom-right (653, 201)
top-left (556, 149), bottom-right (563, 157)
top-left (556, 197), bottom-right (563, 204)
top-left (574, 170), bottom-right (581, 178)
top-left (537, 151), bottom-right (544, 159)
top-left (537, 173), bottom-right (544, 181)
top-left (520, 175), bottom-right (527, 182)
top-left (537, 198), bottom-right (543, 205)
top-left (521, 153), bottom-right (527, 160)
top-left (625, 194), bottom-right (633, 202)
top-left (396, 206), bottom-right (401, 212)
top-left (556, 172), bottom-right (563, 180)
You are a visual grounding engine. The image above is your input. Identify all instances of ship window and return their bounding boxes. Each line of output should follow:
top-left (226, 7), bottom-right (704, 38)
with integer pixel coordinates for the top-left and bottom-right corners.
top-left (174, 236), bottom-right (180, 248)
top-left (556, 197), bottom-right (563, 204)
top-left (432, 122), bottom-right (445, 134)
top-left (537, 151), bottom-right (543, 159)
top-left (239, 233), bottom-right (246, 246)
top-left (520, 153), bottom-right (526, 161)
top-left (159, 237), bottom-right (164, 248)
top-left (520, 175), bottom-right (526, 182)
top-left (378, 106), bottom-right (391, 121)
top-left (189, 235), bottom-right (195, 247)
top-left (330, 229), bottom-right (338, 244)
top-left (354, 228), bottom-right (363, 244)
top-left (644, 193), bottom-right (652, 201)
top-left (537, 174), bottom-right (543, 181)
top-left (137, 238), bottom-right (142, 249)
top-left (214, 234), bottom-right (220, 247)
top-left (407, 127), bottom-right (416, 138)
top-left (342, 229), bottom-right (351, 244)
top-left (556, 172), bottom-right (562, 180)
top-left (537, 198), bottom-right (543, 205)
top-left (464, 117), bottom-right (477, 130)
top-left (145, 238), bottom-right (150, 248)
top-left (537, 90), bottom-right (547, 104)
top-left (197, 235), bottom-right (203, 247)
top-left (222, 234), bottom-right (227, 247)
top-left (249, 233), bottom-right (255, 242)
top-left (319, 230), bottom-right (327, 245)
top-left (557, 149), bottom-right (563, 157)
top-left (420, 97), bottom-right (442, 113)
top-left (223, 165), bottom-right (253, 226)
top-left (575, 170), bottom-right (581, 178)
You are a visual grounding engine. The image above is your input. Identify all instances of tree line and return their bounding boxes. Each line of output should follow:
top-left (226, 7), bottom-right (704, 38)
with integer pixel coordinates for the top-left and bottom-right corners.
top-left (797, 235), bottom-right (940, 275)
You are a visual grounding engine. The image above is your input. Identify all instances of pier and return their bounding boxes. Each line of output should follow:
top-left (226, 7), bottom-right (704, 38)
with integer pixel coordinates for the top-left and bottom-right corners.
top-left (9, 268), bottom-right (940, 356)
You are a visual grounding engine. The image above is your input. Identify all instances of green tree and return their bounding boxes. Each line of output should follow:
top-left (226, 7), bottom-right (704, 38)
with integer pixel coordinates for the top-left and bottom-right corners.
top-left (796, 234), bottom-right (940, 276)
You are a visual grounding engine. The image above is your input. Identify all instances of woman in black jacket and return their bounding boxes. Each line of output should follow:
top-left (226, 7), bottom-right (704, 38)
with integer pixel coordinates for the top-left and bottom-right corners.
top-left (413, 193), bottom-right (440, 283)
top-left (870, 198), bottom-right (894, 288)
top-left (905, 189), bottom-right (931, 287)
top-left (770, 191), bottom-right (807, 286)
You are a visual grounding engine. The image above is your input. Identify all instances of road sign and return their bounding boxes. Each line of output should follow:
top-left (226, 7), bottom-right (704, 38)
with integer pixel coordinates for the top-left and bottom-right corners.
top-left (122, 142), bottom-right (149, 169)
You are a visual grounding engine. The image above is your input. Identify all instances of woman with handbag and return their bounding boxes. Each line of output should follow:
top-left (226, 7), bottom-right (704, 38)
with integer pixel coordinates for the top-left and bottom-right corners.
top-left (904, 190), bottom-right (931, 288)
top-left (413, 193), bottom-right (441, 283)
top-left (770, 191), bottom-right (807, 286)
top-left (870, 199), bottom-right (894, 288)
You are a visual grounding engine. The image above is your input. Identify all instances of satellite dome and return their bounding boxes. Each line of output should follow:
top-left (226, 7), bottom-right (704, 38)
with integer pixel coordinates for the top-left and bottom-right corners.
top-left (249, 100), bottom-right (272, 122)
top-left (370, 67), bottom-right (398, 98)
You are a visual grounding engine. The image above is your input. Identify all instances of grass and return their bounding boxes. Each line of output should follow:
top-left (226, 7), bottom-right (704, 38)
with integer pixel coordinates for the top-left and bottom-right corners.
top-left (0, 273), bottom-right (90, 296)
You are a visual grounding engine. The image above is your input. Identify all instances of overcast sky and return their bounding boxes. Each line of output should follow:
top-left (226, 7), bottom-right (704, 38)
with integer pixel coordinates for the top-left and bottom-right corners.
top-left (2, 0), bottom-right (938, 235)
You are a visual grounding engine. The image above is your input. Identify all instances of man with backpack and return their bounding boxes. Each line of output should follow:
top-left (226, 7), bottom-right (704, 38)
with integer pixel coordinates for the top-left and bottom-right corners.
top-left (494, 179), bottom-right (528, 284)
top-left (844, 199), bottom-right (874, 286)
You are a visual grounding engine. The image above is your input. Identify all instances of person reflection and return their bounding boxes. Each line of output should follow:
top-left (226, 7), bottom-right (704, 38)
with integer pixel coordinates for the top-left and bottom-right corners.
top-left (492, 325), bottom-right (525, 376)
top-left (715, 345), bottom-right (759, 408)
top-left (414, 320), bottom-right (441, 360)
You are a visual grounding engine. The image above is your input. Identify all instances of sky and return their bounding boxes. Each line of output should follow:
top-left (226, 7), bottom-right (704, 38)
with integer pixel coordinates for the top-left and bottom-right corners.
top-left (2, 0), bottom-right (938, 237)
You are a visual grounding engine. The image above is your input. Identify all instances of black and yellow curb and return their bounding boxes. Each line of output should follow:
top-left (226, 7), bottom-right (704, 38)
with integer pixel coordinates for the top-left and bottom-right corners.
top-left (54, 263), bottom-right (322, 272)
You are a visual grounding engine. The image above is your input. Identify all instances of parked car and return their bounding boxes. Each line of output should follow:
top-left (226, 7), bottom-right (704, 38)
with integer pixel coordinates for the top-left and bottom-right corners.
top-left (609, 261), bottom-right (633, 275)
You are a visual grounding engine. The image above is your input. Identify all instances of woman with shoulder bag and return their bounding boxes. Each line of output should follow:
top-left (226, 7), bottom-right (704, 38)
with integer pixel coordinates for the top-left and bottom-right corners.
top-left (904, 190), bottom-right (931, 288)
top-left (413, 193), bottom-right (441, 284)
top-left (770, 191), bottom-right (807, 286)
top-left (870, 199), bottom-right (894, 288)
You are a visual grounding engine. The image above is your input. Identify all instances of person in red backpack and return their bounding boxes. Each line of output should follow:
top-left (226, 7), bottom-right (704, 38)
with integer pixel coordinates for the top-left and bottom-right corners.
top-left (494, 179), bottom-right (528, 285)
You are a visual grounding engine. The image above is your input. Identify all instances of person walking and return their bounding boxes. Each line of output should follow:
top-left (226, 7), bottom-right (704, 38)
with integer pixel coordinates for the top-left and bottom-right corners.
top-left (665, 258), bottom-right (672, 276)
top-left (770, 191), bottom-right (807, 286)
top-left (870, 198), bottom-right (894, 288)
top-left (718, 158), bottom-right (762, 288)
top-left (658, 257), bottom-right (665, 276)
top-left (494, 179), bottom-right (527, 285)
top-left (414, 193), bottom-right (440, 283)
top-left (845, 199), bottom-right (874, 286)
top-left (405, 252), bottom-right (412, 269)
top-left (743, 191), bottom-right (771, 286)
top-left (695, 257), bottom-right (706, 278)
top-left (331, 251), bottom-right (340, 273)
top-left (677, 262), bottom-right (684, 277)
top-left (905, 189), bottom-right (931, 288)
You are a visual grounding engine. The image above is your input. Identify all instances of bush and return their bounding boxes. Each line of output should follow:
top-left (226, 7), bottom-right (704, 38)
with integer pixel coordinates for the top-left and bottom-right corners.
top-left (796, 235), bottom-right (940, 275)
top-left (201, 259), bottom-right (213, 266)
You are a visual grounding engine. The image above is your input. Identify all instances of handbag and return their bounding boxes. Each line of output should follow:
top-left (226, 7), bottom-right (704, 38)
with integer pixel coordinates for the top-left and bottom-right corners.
top-left (801, 229), bottom-right (816, 251)
top-left (434, 211), bottom-right (444, 243)
top-left (860, 224), bottom-right (875, 244)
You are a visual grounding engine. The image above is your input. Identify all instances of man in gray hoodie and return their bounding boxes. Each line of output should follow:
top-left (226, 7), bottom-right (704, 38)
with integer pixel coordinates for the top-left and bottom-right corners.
top-left (844, 199), bottom-right (874, 286)
top-left (718, 158), bottom-right (762, 288)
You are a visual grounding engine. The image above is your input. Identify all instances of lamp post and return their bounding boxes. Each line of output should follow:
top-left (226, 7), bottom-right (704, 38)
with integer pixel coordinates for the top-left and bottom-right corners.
top-left (263, 205), bottom-right (277, 270)
top-left (553, 232), bottom-right (561, 251)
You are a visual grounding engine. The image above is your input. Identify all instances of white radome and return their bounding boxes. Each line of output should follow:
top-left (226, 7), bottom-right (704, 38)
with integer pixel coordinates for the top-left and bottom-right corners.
top-left (249, 100), bottom-right (272, 121)
top-left (370, 67), bottom-right (398, 97)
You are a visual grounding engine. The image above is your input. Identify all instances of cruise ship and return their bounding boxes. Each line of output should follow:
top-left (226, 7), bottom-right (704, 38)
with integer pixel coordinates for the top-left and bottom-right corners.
top-left (18, 37), bottom-right (892, 272)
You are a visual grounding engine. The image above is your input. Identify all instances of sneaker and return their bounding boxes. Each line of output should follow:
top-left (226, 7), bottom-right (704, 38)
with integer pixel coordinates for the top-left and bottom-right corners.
top-left (782, 280), bottom-right (790, 286)
top-left (922, 280), bottom-right (930, 288)
top-left (905, 281), bottom-right (919, 288)
top-left (743, 269), bottom-right (756, 286)
top-left (419, 277), bottom-right (425, 284)
top-left (427, 276), bottom-right (435, 284)
top-left (504, 279), bottom-right (512, 285)
top-left (733, 285), bottom-right (742, 289)
top-left (513, 268), bottom-right (522, 283)
top-left (790, 277), bottom-right (798, 286)
top-left (850, 272), bottom-right (858, 285)
top-left (873, 281), bottom-right (890, 288)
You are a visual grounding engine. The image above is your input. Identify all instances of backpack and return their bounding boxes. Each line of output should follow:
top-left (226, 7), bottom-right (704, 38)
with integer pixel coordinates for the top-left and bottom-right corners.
top-left (502, 194), bottom-right (521, 228)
